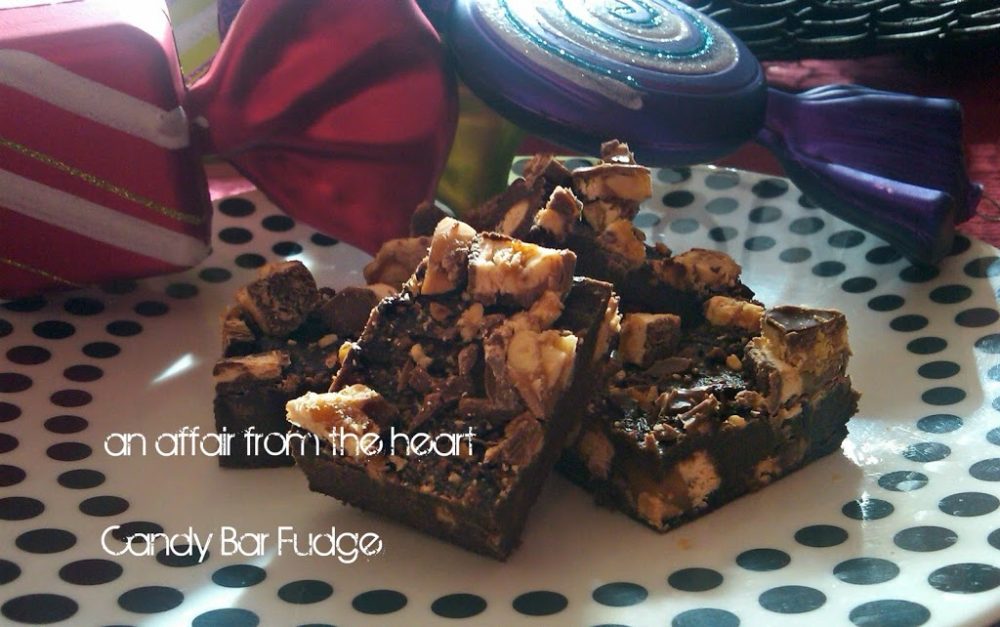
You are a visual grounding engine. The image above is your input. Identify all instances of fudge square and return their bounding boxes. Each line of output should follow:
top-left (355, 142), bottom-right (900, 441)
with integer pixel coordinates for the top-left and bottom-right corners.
top-left (286, 219), bottom-right (619, 559)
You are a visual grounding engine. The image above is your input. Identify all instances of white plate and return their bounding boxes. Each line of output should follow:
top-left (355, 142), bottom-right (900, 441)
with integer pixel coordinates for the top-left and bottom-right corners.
top-left (1, 164), bottom-right (999, 627)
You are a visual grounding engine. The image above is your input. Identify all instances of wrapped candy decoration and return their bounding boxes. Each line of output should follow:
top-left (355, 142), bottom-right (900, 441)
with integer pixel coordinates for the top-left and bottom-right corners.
top-left (0, 0), bottom-right (456, 298)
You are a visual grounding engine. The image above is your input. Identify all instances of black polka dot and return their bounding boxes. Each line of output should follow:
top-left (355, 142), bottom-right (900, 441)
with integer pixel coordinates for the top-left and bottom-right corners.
top-left (976, 333), bottom-right (1000, 355)
top-left (64, 297), bottom-right (104, 316)
top-left (758, 585), bottom-right (825, 613)
top-left (0, 372), bottom-right (32, 393)
top-left (670, 218), bottom-right (699, 234)
top-left (900, 265), bottom-right (939, 283)
top-left (50, 389), bottom-right (92, 408)
top-left (352, 589), bottom-right (407, 614)
top-left (794, 524), bottom-right (847, 547)
top-left (917, 361), bottom-right (959, 380)
top-left (278, 579), bottom-right (333, 604)
top-left (219, 227), bottom-right (253, 244)
top-left (841, 497), bottom-right (894, 521)
top-left (512, 591), bottom-right (566, 616)
top-left (311, 233), bottom-right (339, 246)
top-left (813, 261), bottom-right (845, 277)
top-left (780, 247), bottom-right (811, 263)
top-left (0, 496), bottom-right (44, 520)
top-left (0, 319), bottom-right (10, 338)
top-left (705, 197), bottom-right (738, 214)
top-left (3, 296), bottom-right (46, 312)
top-left (592, 582), bottom-right (647, 606)
top-left (63, 364), bottom-right (103, 382)
top-left (921, 387), bottom-right (965, 406)
top-left (59, 558), bottom-right (123, 585)
top-left (47, 442), bottom-right (91, 462)
top-left (0, 464), bottom-right (26, 486)
top-left (79, 495), bottom-right (129, 517)
top-left (842, 277), bottom-right (876, 293)
top-left (736, 548), bottom-right (790, 571)
top-left (930, 284), bottom-right (972, 304)
top-left (708, 226), bottom-right (737, 242)
top-left (849, 599), bottom-right (930, 627)
top-left (894, 525), bottom-right (957, 552)
top-left (752, 178), bottom-right (788, 198)
top-left (928, 563), bottom-right (1000, 593)
top-left (663, 190), bottom-right (695, 208)
top-left (235, 253), bottom-right (267, 269)
top-left (965, 256), bottom-right (1000, 278)
top-left (58, 468), bottom-right (104, 489)
top-left (867, 246), bottom-right (903, 264)
top-left (890, 314), bottom-right (928, 332)
top-left (118, 585), bottom-right (184, 613)
top-left (199, 267), bottom-right (232, 283)
top-left (672, 608), bottom-right (740, 627)
top-left (44, 415), bottom-right (88, 434)
top-left (949, 234), bottom-right (972, 256)
top-left (745, 236), bottom-right (775, 251)
top-left (134, 300), bottom-right (169, 316)
top-left (0, 559), bottom-right (20, 584)
top-left (917, 413), bottom-right (962, 433)
top-left (989, 528), bottom-right (1000, 550)
top-left (634, 213), bottom-right (660, 228)
top-left (16, 528), bottom-right (76, 553)
top-left (970, 458), bottom-right (1000, 481)
top-left (956, 307), bottom-right (999, 327)
top-left (262, 215), bottom-right (295, 231)
top-left (0, 433), bottom-right (17, 453)
top-left (7, 345), bottom-right (50, 365)
top-left (903, 442), bottom-right (951, 462)
top-left (82, 341), bottom-right (119, 359)
top-left (667, 567), bottom-right (723, 591)
top-left (2, 594), bottom-right (77, 624)
top-left (193, 608), bottom-right (260, 627)
top-left (939, 491), bottom-right (999, 517)
top-left (907, 337), bottom-right (947, 355)
top-left (101, 279), bottom-right (138, 294)
top-left (157, 545), bottom-right (209, 567)
top-left (868, 295), bottom-right (904, 312)
top-left (749, 205), bottom-right (782, 223)
top-left (213, 564), bottom-right (266, 588)
top-left (0, 402), bottom-right (20, 422)
top-left (834, 558), bottom-right (900, 585)
top-left (111, 521), bottom-right (164, 543)
top-left (218, 197), bottom-right (256, 217)
top-left (789, 217), bottom-right (824, 234)
top-left (704, 170), bottom-right (739, 189)
top-left (106, 320), bottom-right (142, 337)
top-left (272, 241), bottom-right (303, 256)
top-left (879, 470), bottom-right (929, 491)
top-left (166, 282), bottom-right (198, 299)
top-left (431, 593), bottom-right (487, 618)
top-left (658, 167), bottom-right (691, 183)
top-left (828, 230), bottom-right (866, 248)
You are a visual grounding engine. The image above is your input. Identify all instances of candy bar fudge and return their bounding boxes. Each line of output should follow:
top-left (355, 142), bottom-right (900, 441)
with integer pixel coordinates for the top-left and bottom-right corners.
top-left (213, 261), bottom-right (383, 468)
top-left (286, 219), bottom-right (618, 558)
top-left (560, 294), bottom-right (858, 531)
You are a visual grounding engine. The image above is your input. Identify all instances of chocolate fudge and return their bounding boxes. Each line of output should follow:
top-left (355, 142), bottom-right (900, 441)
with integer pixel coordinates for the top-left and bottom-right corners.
top-left (213, 261), bottom-right (378, 468)
top-left (286, 219), bottom-right (618, 559)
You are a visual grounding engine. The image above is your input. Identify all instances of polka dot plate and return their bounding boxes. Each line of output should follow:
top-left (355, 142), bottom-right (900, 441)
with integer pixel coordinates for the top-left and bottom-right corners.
top-left (2, 164), bottom-right (999, 626)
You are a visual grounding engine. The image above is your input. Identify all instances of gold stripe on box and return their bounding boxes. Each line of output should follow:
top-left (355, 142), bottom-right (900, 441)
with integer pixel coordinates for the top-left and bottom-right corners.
top-left (0, 136), bottom-right (204, 226)
top-left (1, 256), bottom-right (84, 288)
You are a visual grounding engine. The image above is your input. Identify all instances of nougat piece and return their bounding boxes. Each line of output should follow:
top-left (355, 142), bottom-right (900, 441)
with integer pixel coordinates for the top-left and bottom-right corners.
top-left (288, 223), bottom-right (617, 559)
top-left (572, 162), bottom-right (652, 203)
top-left (619, 313), bottom-right (681, 368)
top-left (532, 186), bottom-right (581, 243)
top-left (363, 236), bottom-right (431, 288)
top-left (465, 178), bottom-right (546, 239)
top-left (235, 261), bottom-right (320, 337)
top-left (561, 298), bottom-right (858, 532)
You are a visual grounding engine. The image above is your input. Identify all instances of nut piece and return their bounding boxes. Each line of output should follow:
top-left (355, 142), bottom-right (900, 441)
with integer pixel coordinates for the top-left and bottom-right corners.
top-left (483, 412), bottom-right (544, 467)
top-left (363, 236), bottom-right (431, 288)
top-left (467, 233), bottom-right (576, 308)
top-left (576, 427), bottom-right (615, 479)
top-left (572, 162), bottom-right (652, 202)
top-left (533, 186), bottom-right (581, 242)
top-left (704, 296), bottom-right (764, 332)
top-left (600, 139), bottom-right (636, 164)
top-left (505, 328), bottom-right (578, 417)
top-left (598, 220), bottom-right (646, 269)
top-left (213, 350), bottom-right (290, 384)
top-left (235, 261), bottom-right (319, 337)
top-left (421, 218), bottom-right (476, 295)
top-left (221, 306), bottom-right (257, 357)
top-left (673, 248), bottom-right (742, 291)
top-left (619, 313), bottom-right (681, 368)
top-left (508, 290), bottom-right (565, 332)
top-left (285, 385), bottom-right (396, 455)
top-left (593, 294), bottom-right (622, 364)
top-left (317, 287), bottom-right (379, 337)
